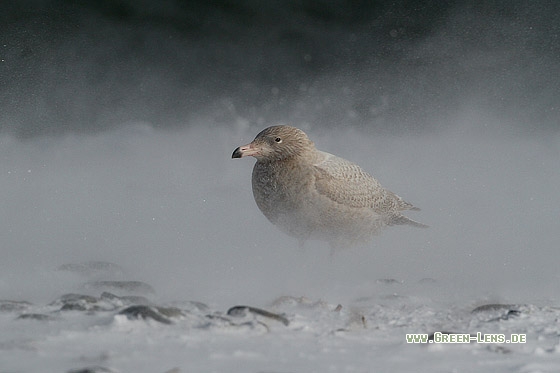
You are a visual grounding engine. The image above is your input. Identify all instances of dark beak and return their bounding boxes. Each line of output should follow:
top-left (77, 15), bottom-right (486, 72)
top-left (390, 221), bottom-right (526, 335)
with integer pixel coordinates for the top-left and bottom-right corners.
top-left (232, 147), bottom-right (243, 158)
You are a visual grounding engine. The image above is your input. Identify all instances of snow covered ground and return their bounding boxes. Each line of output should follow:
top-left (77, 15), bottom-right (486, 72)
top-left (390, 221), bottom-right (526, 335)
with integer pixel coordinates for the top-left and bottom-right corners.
top-left (2, 284), bottom-right (560, 373)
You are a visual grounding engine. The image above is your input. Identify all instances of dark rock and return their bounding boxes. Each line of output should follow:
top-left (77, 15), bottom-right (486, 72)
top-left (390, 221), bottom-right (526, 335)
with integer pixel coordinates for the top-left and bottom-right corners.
top-left (205, 313), bottom-right (270, 332)
top-left (50, 293), bottom-right (107, 312)
top-left (100, 292), bottom-right (152, 306)
top-left (472, 304), bottom-right (517, 313)
top-left (117, 305), bottom-right (184, 324)
top-left (155, 306), bottom-right (184, 319)
top-left (60, 293), bottom-right (99, 303)
top-left (227, 305), bottom-right (289, 326)
top-left (17, 313), bottom-right (56, 321)
top-left (60, 303), bottom-right (88, 311)
top-left (0, 300), bottom-right (33, 313)
top-left (472, 303), bottom-right (522, 321)
top-left (50, 292), bottom-right (154, 313)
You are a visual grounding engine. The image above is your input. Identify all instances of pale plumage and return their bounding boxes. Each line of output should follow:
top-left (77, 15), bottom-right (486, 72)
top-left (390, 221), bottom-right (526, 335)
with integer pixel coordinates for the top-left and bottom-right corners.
top-left (232, 125), bottom-right (426, 247)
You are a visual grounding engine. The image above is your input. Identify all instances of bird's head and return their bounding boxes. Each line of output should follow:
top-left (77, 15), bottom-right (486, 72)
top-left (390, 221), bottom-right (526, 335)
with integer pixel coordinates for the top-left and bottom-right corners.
top-left (232, 125), bottom-right (314, 161)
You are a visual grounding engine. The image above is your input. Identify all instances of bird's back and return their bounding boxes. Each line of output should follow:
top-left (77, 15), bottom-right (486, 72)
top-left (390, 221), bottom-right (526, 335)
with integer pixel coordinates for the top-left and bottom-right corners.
top-left (313, 152), bottom-right (419, 213)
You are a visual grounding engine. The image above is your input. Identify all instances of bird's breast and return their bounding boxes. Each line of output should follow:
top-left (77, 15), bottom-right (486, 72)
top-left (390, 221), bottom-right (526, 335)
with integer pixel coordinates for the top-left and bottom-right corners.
top-left (251, 161), bottom-right (311, 222)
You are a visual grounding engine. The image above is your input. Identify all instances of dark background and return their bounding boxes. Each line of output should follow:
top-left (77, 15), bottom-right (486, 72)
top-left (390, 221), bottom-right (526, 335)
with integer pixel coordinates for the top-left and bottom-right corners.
top-left (2, 0), bottom-right (558, 137)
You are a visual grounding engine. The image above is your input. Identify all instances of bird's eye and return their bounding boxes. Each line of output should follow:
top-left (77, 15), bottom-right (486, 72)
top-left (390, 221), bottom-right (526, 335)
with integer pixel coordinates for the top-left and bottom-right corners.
top-left (275, 137), bottom-right (282, 143)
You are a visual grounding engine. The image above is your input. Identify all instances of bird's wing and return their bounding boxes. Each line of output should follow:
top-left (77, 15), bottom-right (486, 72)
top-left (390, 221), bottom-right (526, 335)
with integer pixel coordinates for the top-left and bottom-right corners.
top-left (313, 153), bottom-right (414, 212)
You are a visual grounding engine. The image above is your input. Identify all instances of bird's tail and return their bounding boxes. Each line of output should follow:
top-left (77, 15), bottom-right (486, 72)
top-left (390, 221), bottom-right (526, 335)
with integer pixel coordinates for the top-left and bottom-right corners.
top-left (390, 215), bottom-right (429, 228)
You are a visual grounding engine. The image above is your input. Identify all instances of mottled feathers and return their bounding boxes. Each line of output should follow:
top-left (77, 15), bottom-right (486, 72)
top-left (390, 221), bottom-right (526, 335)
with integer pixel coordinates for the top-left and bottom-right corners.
top-left (232, 125), bottom-right (426, 247)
